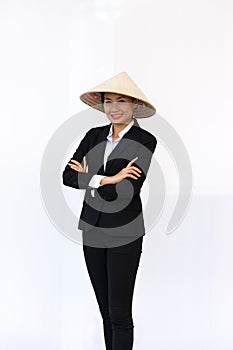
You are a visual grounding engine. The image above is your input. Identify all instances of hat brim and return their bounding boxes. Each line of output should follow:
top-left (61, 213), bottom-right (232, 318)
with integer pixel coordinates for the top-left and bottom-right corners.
top-left (80, 90), bottom-right (156, 118)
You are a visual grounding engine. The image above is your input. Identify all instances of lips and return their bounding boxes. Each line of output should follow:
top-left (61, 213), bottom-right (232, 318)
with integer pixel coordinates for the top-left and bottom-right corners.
top-left (111, 114), bottom-right (123, 119)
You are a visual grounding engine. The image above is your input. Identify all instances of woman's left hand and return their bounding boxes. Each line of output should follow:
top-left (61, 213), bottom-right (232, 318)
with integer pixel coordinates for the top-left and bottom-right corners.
top-left (68, 156), bottom-right (87, 173)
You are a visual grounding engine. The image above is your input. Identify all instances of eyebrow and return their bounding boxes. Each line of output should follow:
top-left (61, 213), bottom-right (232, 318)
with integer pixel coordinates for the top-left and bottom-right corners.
top-left (104, 95), bottom-right (127, 100)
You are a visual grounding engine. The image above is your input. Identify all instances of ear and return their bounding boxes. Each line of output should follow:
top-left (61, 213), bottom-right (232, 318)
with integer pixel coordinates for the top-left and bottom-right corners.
top-left (133, 98), bottom-right (139, 110)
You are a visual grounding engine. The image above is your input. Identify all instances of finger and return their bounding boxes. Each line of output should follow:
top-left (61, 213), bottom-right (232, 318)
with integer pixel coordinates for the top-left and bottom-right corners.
top-left (123, 167), bottom-right (140, 177)
top-left (68, 162), bottom-right (79, 167)
top-left (83, 156), bottom-right (87, 171)
top-left (131, 170), bottom-right (141, 177)
top-left (129, 166), bottom-right (142, 173)
top-left (68, 165), bottom-right (79, 171)
top-left (68, 163), bottom-right (80, 170)
top-left (127, 170), bottom-right (141, 177)
top-left (126, 167), bottom-right (141, 175)
top-left (126, 157), bottom-right (138, 168)
top-left (127, 174), bottom-right (139, 180)
top-left (126, 157), bottom-right (138, 167)
top-left (70, 159), bottom-right (81, 165)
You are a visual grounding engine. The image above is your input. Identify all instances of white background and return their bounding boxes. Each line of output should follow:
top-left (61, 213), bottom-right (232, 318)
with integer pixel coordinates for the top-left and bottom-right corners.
top-left (0, 0), bottom-right (233, 349)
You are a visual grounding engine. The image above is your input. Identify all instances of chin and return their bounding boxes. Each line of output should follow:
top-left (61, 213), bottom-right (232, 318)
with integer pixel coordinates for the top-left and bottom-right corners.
top-left (113, 119), bottom-right (129, 123)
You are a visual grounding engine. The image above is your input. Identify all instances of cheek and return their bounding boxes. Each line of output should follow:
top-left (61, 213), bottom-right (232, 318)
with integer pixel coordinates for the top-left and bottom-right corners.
top-left (103, 105), bottom-right (109, 113)
top-left (125, 106), bottom-right (134, 114)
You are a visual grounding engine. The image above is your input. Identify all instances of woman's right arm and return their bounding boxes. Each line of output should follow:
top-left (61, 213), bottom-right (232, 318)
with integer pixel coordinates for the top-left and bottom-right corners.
top-left (62, 128), bottom-right (98, 190)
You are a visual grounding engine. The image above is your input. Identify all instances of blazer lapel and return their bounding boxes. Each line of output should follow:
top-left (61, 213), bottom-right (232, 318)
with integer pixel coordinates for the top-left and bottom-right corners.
top-left (91, 123), bottom-right (111, 172)
top-left (106, 118), bottom-right (141, 170)
top-left (91, 119), bottom-right (141, 174)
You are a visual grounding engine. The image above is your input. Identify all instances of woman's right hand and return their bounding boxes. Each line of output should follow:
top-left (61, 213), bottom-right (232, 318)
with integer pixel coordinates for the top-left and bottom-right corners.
top-left (100, 157), bottom-right (142, 185)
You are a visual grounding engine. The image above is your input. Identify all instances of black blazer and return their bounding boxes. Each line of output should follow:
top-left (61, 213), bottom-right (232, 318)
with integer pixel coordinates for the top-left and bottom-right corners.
top-left (62, 118), bottom-right (157, 241)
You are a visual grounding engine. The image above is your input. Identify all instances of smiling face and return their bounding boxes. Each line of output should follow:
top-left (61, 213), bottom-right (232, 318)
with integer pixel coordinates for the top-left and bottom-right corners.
top-left (103, 92), bottom-right (138, 125)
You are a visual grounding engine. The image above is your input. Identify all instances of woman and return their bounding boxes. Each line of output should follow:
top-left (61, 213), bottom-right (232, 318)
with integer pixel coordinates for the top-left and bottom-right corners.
top-left (62, 72), bottom-right (157, 349)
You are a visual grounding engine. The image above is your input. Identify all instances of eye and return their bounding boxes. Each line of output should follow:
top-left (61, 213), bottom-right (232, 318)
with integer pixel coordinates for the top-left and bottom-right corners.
top-left (104, 100), bottom-right (126, 104)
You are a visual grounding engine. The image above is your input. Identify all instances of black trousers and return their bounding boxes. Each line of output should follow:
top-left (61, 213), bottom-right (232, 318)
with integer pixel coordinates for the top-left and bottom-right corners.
top-left (82, 228), bottom-right (143, 350)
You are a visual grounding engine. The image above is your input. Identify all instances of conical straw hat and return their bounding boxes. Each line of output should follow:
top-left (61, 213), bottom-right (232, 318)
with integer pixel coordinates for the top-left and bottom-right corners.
top-left (79, 71), bottom-right (156, 118)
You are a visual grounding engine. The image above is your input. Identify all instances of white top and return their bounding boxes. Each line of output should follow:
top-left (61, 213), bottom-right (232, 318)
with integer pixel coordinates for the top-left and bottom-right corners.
top-left (88, 119), bottom-right (135, 197)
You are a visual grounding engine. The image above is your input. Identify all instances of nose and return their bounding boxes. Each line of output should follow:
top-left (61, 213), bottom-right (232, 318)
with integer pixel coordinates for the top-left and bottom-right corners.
top-left (109, 102), bottom-right (120, 112)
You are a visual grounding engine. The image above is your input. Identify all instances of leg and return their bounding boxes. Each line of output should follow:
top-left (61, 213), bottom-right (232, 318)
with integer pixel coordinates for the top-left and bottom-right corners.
top-left (83, 241), bottom-right (112, 349)
top-left (107, 236), bottom-right (143, 350)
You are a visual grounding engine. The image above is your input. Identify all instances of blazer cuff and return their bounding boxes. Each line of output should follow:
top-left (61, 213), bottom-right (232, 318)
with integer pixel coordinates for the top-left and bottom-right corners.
top-left (88, 175), bottom-right (106, 188)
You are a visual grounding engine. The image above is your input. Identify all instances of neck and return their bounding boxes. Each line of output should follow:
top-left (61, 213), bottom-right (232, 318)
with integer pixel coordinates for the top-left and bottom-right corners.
top-left (112, 119), bottom-right (134, 136)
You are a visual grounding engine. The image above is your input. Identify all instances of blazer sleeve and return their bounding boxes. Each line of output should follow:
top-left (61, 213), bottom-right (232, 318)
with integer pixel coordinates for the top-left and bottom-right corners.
top-left (97, 136), bottom-right (157, 201)
top-left (62, 128), bottom-right (98, 189)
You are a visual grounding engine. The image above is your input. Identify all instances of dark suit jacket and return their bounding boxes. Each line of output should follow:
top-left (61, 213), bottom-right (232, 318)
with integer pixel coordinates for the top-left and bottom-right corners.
top-left (62, 118), bottom-right (157, 241)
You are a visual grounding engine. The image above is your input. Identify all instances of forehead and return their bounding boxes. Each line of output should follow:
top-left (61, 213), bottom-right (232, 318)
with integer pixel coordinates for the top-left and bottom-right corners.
top-left (104, 92), bottom-right (131, 100)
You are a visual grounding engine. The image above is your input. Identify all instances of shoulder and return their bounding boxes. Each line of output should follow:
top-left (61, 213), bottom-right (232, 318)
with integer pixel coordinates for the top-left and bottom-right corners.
top-left (82, 124), bottom-right (108, 139)
top-left (86, 123), bottom-right (109, 134)
top-left (133, 124), bottom-right (157, 145)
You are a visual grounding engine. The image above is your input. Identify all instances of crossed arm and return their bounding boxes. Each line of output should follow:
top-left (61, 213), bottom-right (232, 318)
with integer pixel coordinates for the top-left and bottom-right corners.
top-left (96, 137), bottom-right (157, 201)
top-left (62, 129), bottom-right (98, 189)
top-left (62, 128), bottom-right (157, 201)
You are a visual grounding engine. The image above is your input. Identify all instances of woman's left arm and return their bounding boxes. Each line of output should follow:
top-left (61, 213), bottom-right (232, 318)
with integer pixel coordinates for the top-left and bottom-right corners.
top-left (97, 136), bottom-right (157, 201)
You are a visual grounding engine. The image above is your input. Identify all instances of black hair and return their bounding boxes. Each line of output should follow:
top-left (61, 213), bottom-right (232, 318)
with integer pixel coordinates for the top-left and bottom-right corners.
top-left (100, 92), bottom-right (136, 104)
top-left (100, 92), bottom-right (105, 104)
